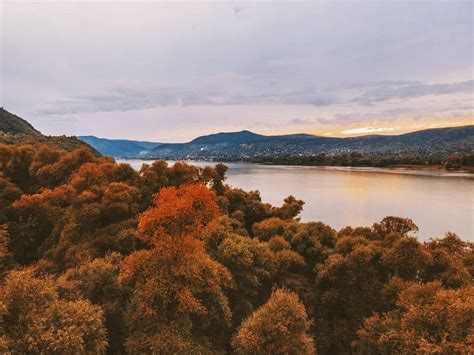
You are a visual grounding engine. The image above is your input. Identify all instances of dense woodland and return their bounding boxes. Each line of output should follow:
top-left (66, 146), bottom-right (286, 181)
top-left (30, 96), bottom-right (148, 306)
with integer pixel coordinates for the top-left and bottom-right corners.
top-left (0, 140), bottom-right (473, 354)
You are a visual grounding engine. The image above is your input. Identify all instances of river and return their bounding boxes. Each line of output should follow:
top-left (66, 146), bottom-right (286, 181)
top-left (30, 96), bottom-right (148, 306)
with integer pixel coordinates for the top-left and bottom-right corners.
top-left (119, 159), bottom-right (474, 241)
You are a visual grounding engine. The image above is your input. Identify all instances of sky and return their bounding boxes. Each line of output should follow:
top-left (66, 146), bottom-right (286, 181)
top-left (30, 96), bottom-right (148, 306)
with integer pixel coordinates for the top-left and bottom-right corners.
top-left (1, 0), bottom-right (473, 142)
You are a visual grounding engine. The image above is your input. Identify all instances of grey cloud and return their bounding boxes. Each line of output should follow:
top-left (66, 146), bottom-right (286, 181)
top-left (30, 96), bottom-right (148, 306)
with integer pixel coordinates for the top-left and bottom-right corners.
top-left (353, 80), bottom-right (473, 105)
top-left (36, 79), bottom-right (471, 116)
top-left (36, 85), bottom-right (339, 115)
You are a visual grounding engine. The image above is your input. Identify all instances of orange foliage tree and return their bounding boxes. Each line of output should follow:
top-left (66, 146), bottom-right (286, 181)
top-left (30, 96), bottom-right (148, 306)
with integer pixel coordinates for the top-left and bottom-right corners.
top-left (119, 184), bottom-right (233, 353)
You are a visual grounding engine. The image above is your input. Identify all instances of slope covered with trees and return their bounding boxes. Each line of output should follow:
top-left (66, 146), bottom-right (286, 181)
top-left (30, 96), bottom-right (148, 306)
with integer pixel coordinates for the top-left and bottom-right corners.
top-left (146, 126), bottom-right (474, 161)
top-left (0, 108), bottom-right (97, 153)
top-left (1, 135), bottom-right (472, 353)
top-left (0, 108), bottom-right (41, 135)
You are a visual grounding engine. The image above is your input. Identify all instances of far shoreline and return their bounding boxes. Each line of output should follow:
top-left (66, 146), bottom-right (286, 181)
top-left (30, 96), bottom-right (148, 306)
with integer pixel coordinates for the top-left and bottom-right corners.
top-left (117, 158), bottom-right (474, 178)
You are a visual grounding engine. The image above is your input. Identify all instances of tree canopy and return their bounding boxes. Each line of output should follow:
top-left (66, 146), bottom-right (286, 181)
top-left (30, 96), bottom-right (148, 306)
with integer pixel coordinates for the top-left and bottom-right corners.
top-left (0, 141), bottom-right (472, 353)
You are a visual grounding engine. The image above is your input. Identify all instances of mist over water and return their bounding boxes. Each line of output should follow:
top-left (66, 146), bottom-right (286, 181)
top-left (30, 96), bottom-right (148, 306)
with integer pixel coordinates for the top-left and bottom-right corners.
top-left (122, 160), bottom-right (474, 241)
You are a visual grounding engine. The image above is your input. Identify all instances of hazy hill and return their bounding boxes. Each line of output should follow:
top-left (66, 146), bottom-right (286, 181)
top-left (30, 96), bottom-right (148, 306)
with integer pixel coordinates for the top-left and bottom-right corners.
top-left (146, 126), bottom-right (474, 159)
top-left (79, 136), bottom-right (162, 157)
top-left (0, 108), bottom-right (98, 153)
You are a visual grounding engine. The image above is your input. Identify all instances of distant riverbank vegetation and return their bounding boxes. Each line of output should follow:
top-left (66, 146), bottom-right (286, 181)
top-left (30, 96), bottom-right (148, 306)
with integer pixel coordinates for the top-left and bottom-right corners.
top-left (239, 152), bottom-right (474, 171)
top-left (1, 142), bottom-right (473, 354)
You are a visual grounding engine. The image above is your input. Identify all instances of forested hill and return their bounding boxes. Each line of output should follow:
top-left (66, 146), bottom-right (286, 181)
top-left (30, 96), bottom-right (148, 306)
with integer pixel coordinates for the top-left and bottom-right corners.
top-left (0, 108), bottom-right (97, 153)
top-left (0, 107), bottom-right (41, 135)
top-left (146, 125), bottom-right (474, 159)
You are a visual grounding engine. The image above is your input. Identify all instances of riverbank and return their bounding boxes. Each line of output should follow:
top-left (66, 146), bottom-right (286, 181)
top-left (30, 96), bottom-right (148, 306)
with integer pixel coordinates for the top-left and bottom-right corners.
top-left (120, 157), bottom-right (474, 176)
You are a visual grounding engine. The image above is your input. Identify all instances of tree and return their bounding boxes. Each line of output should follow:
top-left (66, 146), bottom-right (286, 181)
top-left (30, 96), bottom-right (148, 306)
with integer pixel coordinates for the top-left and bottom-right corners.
top-left (313, 242), bottom-right (388, 353)
top-left (232, 289), bottom-right (315, 354)
top-left (120, 184), bottom-right (232, 353)
top-left (215, 232), bottom-right (277, 326)
top-left (373, 216), bottom-right (419, 238)
top-left (202, 163), bottom-right (228, 195)
top-left (353, 282), bottom-right (474, 353)
top-left (0, 225), bottom-right (13, 280)
top-left (0, 177), bottom-right (22, 224)
top-left (382, 237), bottom-right (431, 281)
top-left (426, 233), bottom-right (474, 280)
top-left (58, 253), bottom-right (126, 354)
top-left (223, 188), bottom-right (273, 232)
top-left (9, 160), bottom-right (141, 270)
top-left (0, 269), bottom-right (107, 354)
top-left (137, 184), bottom-right (220, 242)
top-left (271, 195), bottom-right (305, 220)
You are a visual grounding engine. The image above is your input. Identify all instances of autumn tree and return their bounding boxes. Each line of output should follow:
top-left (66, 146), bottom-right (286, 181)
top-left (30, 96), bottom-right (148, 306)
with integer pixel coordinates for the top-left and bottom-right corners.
top-left (0, 268), bottom-right (107, 354)
top-left (232, 289), bottom-right (315, 354)
top-left (205, 216), bottom-right (308, 327)
top-left (373, 216), bottom-right (419, 238)
top-left (425, 233), bottom-right (474, 287)
top-left (0, 144), bottom-right (35, 192)
top-left (120, 184), bottom-right (233, 353)
top-left (213, 231), bottom-right (277, 326)
top-left (58, 253), bottom-right (126, 353)
top-left (222, 189), bottom-right (304, 233)
top-left (353, 282), bottom-right (474, 353)
top-left (313, 240), bottom-right (388, 353)
top-left (382, 236), bottom-right (431, 280)
top-left (9, 160), bottom-right (141, 270)
top-left (271, 195), bottom-right (305, 220)
top-left (0, 177), bottom-right (22, 224)
top-left (0, 225), bottom-right (13, 280)
top-left (222, 188), bottom-right (272, 232)
top-left (202, 163), bottom-right (228, 195)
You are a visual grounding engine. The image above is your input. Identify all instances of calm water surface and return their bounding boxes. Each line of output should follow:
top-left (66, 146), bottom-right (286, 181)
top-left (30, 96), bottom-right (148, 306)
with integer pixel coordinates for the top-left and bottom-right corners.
top-left (120, 159), bottom-right (473, 241)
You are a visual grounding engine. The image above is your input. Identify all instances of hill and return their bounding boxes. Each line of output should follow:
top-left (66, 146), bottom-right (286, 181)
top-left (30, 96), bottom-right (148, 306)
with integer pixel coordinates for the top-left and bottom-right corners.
top-left (0, 108), bottom-right (98, 153)
top-left (78, 136), bottom-right (162, 157)
top-left (146, 126), bottom-right (474, 159)
top-left (0, 107), bottom-right (41, 135)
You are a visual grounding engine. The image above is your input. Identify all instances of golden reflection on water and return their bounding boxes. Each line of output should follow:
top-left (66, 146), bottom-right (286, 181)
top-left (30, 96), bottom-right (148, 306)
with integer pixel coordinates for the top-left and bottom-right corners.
top-left (121, 160), bottom-right (474, 241)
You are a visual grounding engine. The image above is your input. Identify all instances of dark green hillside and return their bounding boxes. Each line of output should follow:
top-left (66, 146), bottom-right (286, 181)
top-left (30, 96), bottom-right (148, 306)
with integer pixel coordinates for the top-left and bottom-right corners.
top-left (0, 107), bottom-right (41, 135)
top-left (191, 130), bottom-right (266, 145)
top-left (0, 108), bottom-right (98, 153)
top-left (147, 125), bottom-right (474, 159)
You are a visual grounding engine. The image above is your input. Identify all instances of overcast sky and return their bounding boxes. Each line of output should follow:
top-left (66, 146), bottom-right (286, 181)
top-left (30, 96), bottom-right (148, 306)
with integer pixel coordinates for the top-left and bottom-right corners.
top-left (1, 1), bottom-right (473, 142)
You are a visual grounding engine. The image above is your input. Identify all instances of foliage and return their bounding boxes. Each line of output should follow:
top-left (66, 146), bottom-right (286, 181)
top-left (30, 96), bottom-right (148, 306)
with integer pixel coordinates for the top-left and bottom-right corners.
top-left (0, 268), bottom-right (107, 354)
top-left (232, 289), bottom-right (315, 354)
top-left (0, 136), bottom-right (472, 354)
top-left (353, 282), bottom-right (474, 353)
top-left (120, 184), bottom-right (232, 353)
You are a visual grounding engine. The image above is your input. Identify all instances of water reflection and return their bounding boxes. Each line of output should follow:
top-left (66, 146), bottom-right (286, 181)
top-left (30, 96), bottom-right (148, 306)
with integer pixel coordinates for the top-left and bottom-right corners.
top-left (120, 159), bottom-right (474, 241)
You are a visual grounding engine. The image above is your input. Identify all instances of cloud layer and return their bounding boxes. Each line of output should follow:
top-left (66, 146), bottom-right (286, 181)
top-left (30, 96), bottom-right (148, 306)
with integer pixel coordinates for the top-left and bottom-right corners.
top-left (1, 1), bottom-right (472, 141)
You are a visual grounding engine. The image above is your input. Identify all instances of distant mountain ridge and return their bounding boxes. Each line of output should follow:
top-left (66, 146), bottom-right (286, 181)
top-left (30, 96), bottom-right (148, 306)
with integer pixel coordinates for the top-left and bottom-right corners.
top-left (2, 107), bottom-right (472, 159)
top-left (146, 126), bottom-right (474, 159)
top-left (78, 136), bottom-right (162, 157)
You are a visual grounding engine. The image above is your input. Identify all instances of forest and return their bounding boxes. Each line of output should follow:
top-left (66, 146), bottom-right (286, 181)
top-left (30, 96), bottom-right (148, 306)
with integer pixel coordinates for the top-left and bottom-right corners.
top-left (0, 141), bottom-right (473, 354)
